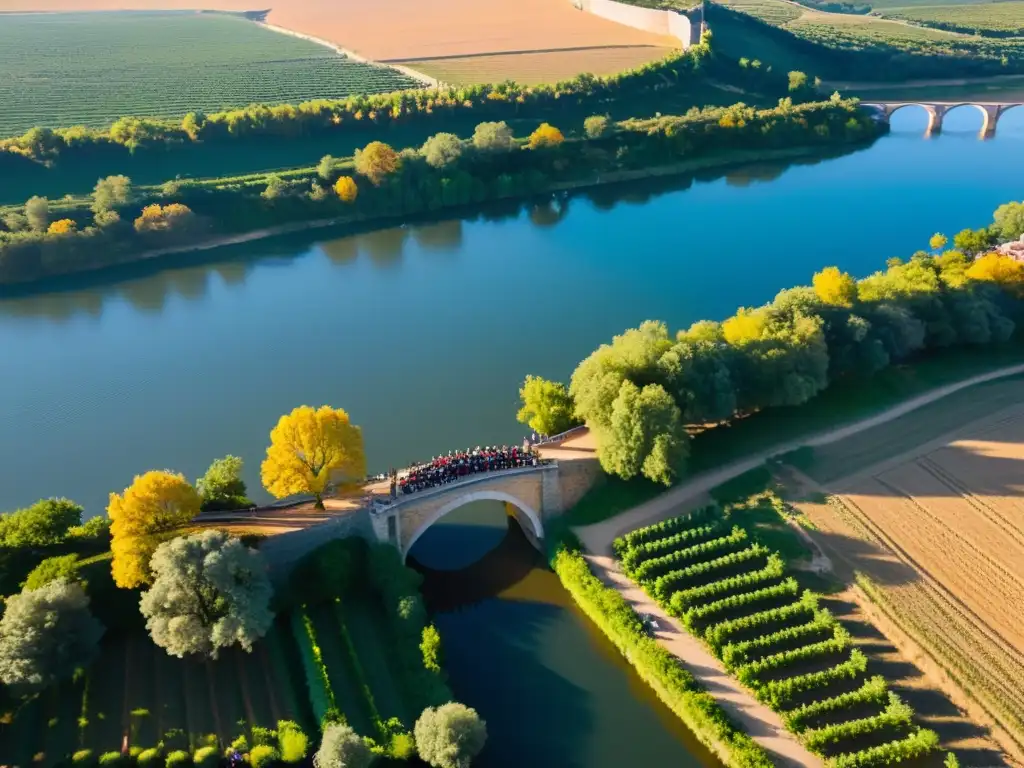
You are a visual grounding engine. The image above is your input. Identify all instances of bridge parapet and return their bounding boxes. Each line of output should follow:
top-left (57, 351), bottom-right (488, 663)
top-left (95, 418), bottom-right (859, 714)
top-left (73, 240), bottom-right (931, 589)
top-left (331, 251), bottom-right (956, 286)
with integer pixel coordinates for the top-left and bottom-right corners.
top-left (861, 100), bottom-right (1021, 137)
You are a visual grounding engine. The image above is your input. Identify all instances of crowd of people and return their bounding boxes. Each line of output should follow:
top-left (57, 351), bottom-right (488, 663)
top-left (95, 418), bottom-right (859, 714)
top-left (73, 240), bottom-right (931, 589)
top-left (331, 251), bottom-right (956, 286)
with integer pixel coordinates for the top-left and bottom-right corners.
top-left (390, 444), bottom-right (540, 496)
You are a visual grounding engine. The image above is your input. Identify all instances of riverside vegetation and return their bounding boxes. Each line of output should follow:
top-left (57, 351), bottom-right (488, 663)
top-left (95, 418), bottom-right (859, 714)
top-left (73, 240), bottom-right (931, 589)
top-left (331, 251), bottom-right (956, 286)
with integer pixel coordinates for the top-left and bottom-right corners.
top-left (0, 406), bottom-right (488, 768)
top-left (0, 95), bottom-right (879, 284)
top-left (513, 200), bottom-right (1024, 488)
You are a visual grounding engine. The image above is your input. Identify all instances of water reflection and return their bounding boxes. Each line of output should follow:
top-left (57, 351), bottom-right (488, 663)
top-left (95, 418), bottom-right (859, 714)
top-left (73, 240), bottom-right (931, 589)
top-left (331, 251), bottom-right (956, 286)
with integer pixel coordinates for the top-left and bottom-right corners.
top-left (410, 510), bottom-right (724, 768)
top-left (407, 501), bottom-right (510, 572)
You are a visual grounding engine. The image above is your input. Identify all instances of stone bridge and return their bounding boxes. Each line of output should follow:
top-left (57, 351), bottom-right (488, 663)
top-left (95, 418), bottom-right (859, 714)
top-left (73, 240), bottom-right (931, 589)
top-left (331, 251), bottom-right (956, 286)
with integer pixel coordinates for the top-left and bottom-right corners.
top-left (861, 101), bottom-right (1022, 137)
top-left (369, 463), bottom-right (567, 560)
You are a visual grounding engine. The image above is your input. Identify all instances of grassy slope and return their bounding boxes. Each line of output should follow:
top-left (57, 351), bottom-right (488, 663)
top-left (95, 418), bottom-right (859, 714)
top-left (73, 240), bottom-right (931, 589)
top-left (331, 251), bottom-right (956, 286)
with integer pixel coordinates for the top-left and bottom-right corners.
top-left (342, 599), bottom-right (413, 727)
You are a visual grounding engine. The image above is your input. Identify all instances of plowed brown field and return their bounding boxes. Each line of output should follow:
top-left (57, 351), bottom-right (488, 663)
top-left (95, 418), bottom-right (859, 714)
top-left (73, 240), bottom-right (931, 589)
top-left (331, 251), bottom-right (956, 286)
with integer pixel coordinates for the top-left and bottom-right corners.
top-left (0, 0), bottom-right (677, 61)
top-left (790, 406), bottom-right (1024, 763)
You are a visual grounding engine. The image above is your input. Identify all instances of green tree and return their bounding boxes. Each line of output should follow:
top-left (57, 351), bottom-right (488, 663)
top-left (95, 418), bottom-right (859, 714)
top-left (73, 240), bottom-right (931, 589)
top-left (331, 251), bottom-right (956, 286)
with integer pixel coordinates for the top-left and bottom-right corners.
top-left (262, 175), bottom-right (287, 201)
top-left (992, 200), bottom-right (1024, 240)
top-left (22, 554), bottom-right (81, 591)
top-left (516, 375), bottom-right (578, 437)
top-left (2, 212), bottom-right (28, 232)
top-left (317, 155), bottom-right (336, 181)
top-left (139, 530), bottom-right (273, 659)
top-left (92, 175), bottom-right (132, 214)
top-left (414, 703), bottom-right (487, 768)
top-left (421, 133), bottom-right (464, 169)
top-left (24, 196), bottom-right (49, 232)
top-left (471, 121), bottom-right (515, 152)
top-left (598, 381), bottom-right (689, 485)
top-left (196, 455), bottom-right (252, 512)
top-left (584, 115), bottom-right (610, 139)
top-left (182, 111), bottom-right (206, 141)
top-left (313, 723), bottom-right (371, 768)
top-left (0, 498), bottom-right (83, 548)
top-left (952, 227), bottom-right (994, 256)
top-left (0, 579), bottom-right (103, 693)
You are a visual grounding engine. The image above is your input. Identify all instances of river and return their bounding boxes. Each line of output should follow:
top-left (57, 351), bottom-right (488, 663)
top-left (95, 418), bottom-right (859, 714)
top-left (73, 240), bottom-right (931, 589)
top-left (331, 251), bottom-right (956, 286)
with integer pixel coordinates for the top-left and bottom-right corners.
top-left (2, 107), bottom-right (1022, 766)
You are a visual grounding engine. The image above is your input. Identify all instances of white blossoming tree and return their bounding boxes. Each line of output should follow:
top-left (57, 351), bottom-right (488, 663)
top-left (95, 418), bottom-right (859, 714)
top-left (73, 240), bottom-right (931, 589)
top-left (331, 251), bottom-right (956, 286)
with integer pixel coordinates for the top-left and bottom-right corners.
top-left (140, 530), bottom-right (273, 658)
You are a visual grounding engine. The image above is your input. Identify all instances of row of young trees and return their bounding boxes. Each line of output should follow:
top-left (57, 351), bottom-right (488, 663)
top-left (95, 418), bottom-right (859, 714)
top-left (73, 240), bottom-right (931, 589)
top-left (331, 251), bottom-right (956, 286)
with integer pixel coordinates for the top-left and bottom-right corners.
top-left (0, 96), bottom-right (879, 285)
top-left (517, 200), bottom-right (1024, 485)
top-left (0, 40), bottom-right (719, 162)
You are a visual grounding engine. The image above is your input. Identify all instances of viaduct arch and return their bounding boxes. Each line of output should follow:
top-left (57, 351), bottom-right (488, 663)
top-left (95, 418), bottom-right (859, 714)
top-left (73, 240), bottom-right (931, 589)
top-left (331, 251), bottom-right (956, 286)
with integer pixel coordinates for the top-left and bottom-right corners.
top-left (861, 101), bottom-right (1022, 137)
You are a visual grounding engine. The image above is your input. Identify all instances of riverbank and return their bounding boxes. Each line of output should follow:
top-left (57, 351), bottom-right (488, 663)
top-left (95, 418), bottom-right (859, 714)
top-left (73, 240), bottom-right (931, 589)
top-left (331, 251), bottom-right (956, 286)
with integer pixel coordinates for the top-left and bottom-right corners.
top-left (121, 143), bottom-right (869, 280)
top-left (0, 98), bottom-right (881, 287)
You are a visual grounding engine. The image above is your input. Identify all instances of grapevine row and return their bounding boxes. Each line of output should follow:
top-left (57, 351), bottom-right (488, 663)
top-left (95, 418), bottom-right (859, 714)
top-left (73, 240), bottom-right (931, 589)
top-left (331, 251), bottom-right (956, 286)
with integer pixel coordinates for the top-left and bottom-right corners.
top-left (630, 527), bottom-right (748, 583)
top-left (616, 504), bottom-right (717, 550)
top-left (704, 590), bottom-right (819, 649)
top-left (619, 522), bottom-right (724, 570)
top-left (682, 579), bottom-right (801, 632)
top-left (722, 608), bottom-right (836, 668)
top-left (759, 650), bottom-right (869, 710)
top-left (670, 555), bottom-right (786, 615)
top-left (826, 728), bottom-right (940, 768)
top-left (652, 544), bottom-right (770, 600)
top-left (801, 694), bottom-right (912, 752)
top-left (736, 628), bottom-right (852, 687)
top-left (783, 676), bottom-right (890, 732)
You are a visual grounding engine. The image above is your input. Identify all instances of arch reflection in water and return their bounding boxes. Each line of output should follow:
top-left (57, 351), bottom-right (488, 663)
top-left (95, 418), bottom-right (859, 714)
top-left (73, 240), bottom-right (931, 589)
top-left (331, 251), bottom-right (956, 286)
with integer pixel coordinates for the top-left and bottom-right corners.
top-left (408, 504), bottom-right (724, 768)
top-left (406, 500), bottom-right (512, 572)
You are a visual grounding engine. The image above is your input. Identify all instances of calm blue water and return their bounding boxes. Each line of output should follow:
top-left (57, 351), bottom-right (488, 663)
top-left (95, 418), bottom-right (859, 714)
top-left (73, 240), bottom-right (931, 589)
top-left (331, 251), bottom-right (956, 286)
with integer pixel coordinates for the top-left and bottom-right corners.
top-left (0, 107), bottom-right (1021, 516)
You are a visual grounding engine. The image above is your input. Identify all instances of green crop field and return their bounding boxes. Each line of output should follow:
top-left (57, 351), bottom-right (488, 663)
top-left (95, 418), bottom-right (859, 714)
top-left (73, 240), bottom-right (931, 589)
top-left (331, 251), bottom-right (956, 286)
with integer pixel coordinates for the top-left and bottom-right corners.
top-left (874, 2), bottom-right (1024, 35)
top-left (0, 11), bottom-right (423, 136)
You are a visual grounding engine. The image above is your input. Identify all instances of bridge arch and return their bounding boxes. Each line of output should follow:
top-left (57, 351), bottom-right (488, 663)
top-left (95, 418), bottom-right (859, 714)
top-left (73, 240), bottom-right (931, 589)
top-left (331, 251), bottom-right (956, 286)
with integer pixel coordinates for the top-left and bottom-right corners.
top-left (401, 489), bottom-right (545, 562)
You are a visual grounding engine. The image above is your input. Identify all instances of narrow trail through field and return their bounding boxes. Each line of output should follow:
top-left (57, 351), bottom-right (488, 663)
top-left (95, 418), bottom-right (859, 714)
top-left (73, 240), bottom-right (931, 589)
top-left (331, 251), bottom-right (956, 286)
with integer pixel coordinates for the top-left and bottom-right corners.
top-left (574, 362), bottom-right (1024, 553)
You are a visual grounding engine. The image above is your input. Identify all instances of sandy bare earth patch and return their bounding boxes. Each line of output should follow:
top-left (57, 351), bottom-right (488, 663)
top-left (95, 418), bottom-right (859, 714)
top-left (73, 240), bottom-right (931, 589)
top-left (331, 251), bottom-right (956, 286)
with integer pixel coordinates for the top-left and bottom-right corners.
top-left (0, 0), bottom-right (677, 61)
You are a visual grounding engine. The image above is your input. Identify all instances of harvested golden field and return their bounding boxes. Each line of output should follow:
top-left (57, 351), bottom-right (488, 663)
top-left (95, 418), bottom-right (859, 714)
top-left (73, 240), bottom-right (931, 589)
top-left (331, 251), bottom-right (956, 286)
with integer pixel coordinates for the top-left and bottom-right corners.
top-left (0, 0), bottom-right (677, 61)
top-left (787, 403), bottom-right (1024, 763)
top-left (405, 46), bottom-right (677, 85)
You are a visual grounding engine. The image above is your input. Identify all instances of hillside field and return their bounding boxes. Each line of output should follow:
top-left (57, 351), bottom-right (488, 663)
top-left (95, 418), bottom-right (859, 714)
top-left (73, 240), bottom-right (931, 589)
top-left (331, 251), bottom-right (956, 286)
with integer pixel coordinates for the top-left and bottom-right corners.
top-left (0, 12), bottom-right (422, 135)
top-left (786, 377), bottom-right (1024, 760)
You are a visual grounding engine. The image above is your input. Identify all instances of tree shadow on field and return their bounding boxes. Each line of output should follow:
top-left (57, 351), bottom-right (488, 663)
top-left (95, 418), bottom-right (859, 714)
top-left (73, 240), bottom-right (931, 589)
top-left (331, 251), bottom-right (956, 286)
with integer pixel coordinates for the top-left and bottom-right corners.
top-left (809, 529), bottom-right (919, 587)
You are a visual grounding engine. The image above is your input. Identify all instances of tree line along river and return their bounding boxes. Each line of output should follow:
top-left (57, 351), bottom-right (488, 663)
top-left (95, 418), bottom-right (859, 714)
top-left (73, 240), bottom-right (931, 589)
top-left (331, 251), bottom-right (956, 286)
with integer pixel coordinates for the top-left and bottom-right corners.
top-left (2, 107), bottom-right (1022, 767)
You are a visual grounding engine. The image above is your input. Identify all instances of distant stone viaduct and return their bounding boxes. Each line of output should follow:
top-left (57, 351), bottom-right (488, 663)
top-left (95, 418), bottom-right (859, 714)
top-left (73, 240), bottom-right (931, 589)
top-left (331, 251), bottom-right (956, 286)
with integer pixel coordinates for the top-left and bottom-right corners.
top-left (861, 101), bottom-right (1022, 137)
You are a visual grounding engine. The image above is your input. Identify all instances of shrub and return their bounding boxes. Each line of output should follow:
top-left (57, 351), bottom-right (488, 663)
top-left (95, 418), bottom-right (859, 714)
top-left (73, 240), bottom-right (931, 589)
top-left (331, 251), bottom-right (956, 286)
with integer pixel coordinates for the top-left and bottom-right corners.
top-left (334, 177), bottom-right (358, 204)
top-left (193, 747), bottom-right (218, 768)
top-left (314, 723), bottom-right (371, 768)
top-left (389, 731), bottom-right (416, 760)
top-left (652, 544), bottom-right (770, 600)
top-left (99, 752), bottom-right (125, 768)
top-left (527, 123), bottom-right (564, 149)
top-left (784, 676), bottom-right (889, 732)
top-left (584, 115), bottom-right (610, 139)
top-left (630, 528), bottom-right (748, 583)
top-left (252, 726), bottom-right (277, 747)
top-left (277, 720), bottom-right (309, 764)
top-left (291, 608), bottom-right (337, 724)
top-left (73, 749), bottom-right (96, 767)
top-left (414, 703), bottom-right (487, 768)
top-left (249, 745), bottom-right (279, 768)
top-left (21, 554), bottom-right (81, 590)
top-left (165, 751), bottom-right (191, 768)
top-left (552, 548), bottom-right (772, 768)
top-left (137, 748), bottom-right (163, 768)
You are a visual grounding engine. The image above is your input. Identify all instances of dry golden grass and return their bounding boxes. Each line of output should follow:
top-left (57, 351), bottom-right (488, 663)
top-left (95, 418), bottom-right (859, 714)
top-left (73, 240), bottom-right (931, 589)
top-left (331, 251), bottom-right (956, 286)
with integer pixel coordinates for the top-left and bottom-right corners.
top-left (0, 0), bottom-right (677, 61)
top-left (405, 46), bottom-right (677, 85)
top-left (789, 407), bottom-right (1024, 762)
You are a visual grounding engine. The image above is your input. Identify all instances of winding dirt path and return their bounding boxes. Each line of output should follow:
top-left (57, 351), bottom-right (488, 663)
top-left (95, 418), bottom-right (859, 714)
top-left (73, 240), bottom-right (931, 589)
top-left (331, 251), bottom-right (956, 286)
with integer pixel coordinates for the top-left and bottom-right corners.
top-left (574, 362), bottom-right (1024, 552)
top-left (572, 363), bottom-right (1024, 768)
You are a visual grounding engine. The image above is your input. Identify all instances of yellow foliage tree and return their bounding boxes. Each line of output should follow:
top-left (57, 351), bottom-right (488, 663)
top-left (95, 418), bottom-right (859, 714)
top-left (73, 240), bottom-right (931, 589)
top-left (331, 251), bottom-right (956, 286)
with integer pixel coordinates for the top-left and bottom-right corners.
top-left (334, 176), bottom-right (359, 204)
top-left (261, 406), bottom-right (366, 509)
top-left (966, 253), bottom-right (1024, 295)
top-left (354, 141), bottom-right (401, 186)
top-left (108, 471), bottom-right (201, 588)
top-left (929, 232), bottom-right (948, 252)
top-left (722, 308), bottom-right (767, 346)
top-left (47, 218), bottom-right (76, 235)
top-left (134, 203), bottom-right (195, 233)
top-left (812, 266), bottom-right (857, 307)
top-left (528, 123), bottom-right (564, 149)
